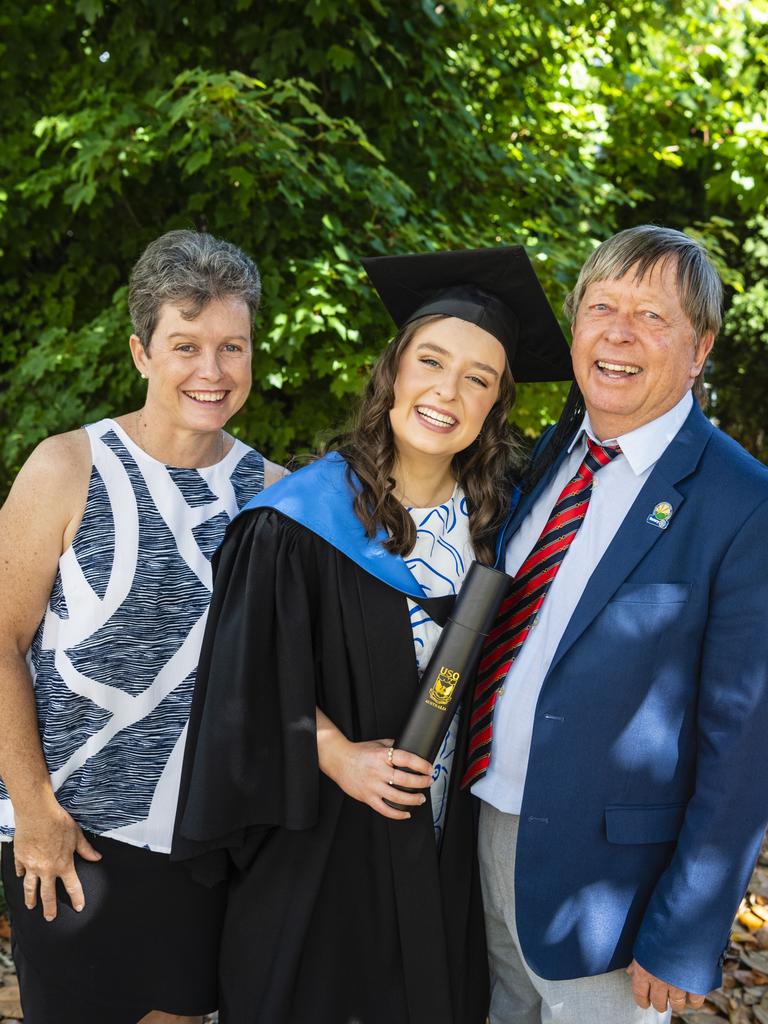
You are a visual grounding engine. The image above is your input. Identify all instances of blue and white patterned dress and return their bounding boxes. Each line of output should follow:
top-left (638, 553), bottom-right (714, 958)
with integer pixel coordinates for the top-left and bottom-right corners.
top-left (0, 418), bottom-right (266, 853)
top-left (405, 486), bottom-right (474, 846)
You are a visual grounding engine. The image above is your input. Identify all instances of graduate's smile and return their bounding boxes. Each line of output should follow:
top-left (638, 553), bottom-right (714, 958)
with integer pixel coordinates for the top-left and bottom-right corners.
top-left (414, 404), bottom-right (458, 432)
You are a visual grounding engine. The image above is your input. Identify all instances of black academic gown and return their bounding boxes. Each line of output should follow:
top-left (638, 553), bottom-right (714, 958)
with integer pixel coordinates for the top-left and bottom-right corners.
top-left (173, 508), bottom-right (489, 1024)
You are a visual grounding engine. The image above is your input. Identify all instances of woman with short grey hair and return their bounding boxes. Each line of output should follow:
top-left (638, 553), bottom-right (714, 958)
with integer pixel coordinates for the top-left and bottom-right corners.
top-left (0, 229), bottom-right (284, 1023)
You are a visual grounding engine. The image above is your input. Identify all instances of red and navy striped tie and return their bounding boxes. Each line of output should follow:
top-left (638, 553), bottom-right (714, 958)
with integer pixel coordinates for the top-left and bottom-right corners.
top-left (461, 437), bottom-right (621, 788)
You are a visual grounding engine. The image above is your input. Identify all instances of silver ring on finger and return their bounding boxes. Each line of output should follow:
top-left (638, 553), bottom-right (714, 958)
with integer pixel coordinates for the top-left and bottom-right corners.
top-left (387, 746), bottom-right (394, 765)
top-left (389, 771), bottom-right (395, 786)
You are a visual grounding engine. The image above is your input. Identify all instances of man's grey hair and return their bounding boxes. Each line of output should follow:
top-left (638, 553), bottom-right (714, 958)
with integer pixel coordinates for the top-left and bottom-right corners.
top-left (563, 225), bottom-right (723, 343)
top-left (128, 229), bottom-right (262, 349)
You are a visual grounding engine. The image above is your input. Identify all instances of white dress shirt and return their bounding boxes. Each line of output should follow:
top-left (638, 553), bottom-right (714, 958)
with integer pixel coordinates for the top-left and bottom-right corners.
top-left (472, 390), bottom-right (693, 814)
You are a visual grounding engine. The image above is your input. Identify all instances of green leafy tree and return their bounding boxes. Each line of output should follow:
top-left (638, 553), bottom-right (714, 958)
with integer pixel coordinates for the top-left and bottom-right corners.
top-left (1, 0), bottom-right (767, 496)
top-left (710, 214), bottom-right (768, 458)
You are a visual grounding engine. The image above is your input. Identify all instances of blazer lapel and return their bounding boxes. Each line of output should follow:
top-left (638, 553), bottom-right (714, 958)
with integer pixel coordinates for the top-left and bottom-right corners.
top-left (546, 403), bottom-right (714, 678)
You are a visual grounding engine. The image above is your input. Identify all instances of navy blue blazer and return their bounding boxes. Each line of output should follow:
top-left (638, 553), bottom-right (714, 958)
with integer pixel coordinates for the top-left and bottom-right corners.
top-left (494, 401), bottom-right (768, 994)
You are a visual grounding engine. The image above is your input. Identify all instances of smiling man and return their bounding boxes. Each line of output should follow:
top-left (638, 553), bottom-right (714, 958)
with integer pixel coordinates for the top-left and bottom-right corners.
top-left (467, 225), bottom-right (768, 1023)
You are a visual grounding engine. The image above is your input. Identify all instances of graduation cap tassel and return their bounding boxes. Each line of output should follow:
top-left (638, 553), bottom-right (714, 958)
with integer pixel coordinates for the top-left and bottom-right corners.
top-left (385, 562), bottom-right (511, 811)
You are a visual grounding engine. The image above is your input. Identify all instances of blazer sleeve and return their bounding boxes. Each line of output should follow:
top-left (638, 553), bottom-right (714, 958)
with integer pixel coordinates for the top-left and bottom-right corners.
top-left (172, 508), bottom-right (321, 865)
top-left (633, 496), bottom-right (768, 993)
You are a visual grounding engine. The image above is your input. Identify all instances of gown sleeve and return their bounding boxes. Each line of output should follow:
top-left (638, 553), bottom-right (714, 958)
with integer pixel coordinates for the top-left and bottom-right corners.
top-left (172, 508), bottom-right (321, 868)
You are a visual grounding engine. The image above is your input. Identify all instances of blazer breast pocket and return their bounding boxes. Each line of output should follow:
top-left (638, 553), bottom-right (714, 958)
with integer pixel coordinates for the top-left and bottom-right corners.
top-left (605, 802), bottom-right (687, 844)
top-left (609, 582), bottom-right (692, 604)
top-left (601, 582), bottom-right (692, 641)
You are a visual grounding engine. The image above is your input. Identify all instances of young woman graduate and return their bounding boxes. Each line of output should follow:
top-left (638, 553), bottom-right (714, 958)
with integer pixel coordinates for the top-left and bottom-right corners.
top-left (172, 246), bottom-right (573, 1024)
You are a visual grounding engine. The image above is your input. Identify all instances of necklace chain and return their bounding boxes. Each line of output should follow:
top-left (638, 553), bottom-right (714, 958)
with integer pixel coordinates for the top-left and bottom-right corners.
top-left (394, 481), bottom-right (455, 509)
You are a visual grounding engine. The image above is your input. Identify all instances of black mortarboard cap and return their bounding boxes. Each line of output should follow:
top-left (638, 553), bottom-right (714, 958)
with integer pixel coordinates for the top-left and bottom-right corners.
top-left (361, 245), bottom-right (573, 383)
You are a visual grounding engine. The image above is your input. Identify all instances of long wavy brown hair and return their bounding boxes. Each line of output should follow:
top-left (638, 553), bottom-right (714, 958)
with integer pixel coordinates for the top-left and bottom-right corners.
top-left (328, 315), bottom-right (523, 565)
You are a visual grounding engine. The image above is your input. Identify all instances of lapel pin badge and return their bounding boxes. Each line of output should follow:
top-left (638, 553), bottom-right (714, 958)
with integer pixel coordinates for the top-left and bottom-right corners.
top-left (647, 501), bottom-right (674, 530)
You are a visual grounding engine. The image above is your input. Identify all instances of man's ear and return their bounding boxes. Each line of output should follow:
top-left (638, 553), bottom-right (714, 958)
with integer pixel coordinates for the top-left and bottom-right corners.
top-left (692, 330), bottom-right (715, 377)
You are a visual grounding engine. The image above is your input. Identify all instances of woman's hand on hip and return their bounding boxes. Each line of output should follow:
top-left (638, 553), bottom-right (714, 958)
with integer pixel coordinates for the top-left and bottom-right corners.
top-left (12, 798), bottom-right (102, 922)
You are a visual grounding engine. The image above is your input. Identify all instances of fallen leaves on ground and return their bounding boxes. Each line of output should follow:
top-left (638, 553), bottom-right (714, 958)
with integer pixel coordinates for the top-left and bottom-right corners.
top-left (0, 917), bottom-right (21, 1022)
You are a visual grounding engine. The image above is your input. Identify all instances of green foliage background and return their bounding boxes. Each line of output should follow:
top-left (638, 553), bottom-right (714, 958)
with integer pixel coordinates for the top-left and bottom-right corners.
top-left (1, 0), bottom-right (767, 495)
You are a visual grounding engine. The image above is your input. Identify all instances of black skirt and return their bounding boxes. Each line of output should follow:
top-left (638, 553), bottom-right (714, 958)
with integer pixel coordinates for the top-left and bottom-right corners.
top-left (1, 832), bottom-right (226, 1023)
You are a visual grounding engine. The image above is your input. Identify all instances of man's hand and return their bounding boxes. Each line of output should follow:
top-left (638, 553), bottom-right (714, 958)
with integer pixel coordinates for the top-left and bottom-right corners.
top-left (627, 959), bottom-right (706, 1014)
top-left (12, 801), bottom-right (101, 922)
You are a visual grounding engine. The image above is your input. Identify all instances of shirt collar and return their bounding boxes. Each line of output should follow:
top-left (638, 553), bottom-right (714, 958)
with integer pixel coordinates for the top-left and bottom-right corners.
top-left (567, 390), bottom-right (694, 476)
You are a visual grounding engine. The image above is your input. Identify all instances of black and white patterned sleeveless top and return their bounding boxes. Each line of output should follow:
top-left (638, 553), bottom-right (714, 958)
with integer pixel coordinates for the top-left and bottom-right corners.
top-left (0, 419), bottom-right (266, 852)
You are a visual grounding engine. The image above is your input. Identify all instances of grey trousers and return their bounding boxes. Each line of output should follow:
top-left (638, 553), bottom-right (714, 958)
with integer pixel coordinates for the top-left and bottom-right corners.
top-left (478, 802), bottom-right (671, 1024)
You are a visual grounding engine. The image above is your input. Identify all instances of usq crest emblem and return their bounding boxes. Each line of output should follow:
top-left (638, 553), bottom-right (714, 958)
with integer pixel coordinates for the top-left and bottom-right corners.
top-left (428, 665), bottom-right (461, 708)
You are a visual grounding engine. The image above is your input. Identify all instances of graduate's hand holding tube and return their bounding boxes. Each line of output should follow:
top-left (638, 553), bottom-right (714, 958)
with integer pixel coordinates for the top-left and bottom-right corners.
top-left (384, 562), bottom-right (510, 810)
top-left (316, 709), bottom-right (432, 820)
